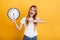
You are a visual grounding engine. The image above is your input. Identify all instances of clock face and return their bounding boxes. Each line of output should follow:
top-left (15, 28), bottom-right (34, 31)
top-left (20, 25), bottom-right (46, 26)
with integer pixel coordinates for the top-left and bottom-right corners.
top-left (8, 8), bottom-right (20, 20)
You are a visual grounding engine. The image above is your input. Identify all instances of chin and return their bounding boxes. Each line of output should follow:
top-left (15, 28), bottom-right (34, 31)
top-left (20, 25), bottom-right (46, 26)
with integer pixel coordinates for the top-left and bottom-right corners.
top-left (30, 15), bottom-right (33, 17)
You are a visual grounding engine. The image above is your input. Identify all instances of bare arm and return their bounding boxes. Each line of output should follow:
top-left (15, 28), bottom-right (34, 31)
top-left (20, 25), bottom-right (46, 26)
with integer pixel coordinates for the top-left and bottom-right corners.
top-left (29, 18), bottom-right (45, 23)
top-left (34, 19), bottom-right (45, 23)
top-left (12, 20), bottom-right (23, 31)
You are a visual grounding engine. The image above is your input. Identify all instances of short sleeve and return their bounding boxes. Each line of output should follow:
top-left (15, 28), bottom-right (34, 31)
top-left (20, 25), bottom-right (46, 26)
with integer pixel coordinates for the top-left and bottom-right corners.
top-left (20, 17), bottom-right (26, 24)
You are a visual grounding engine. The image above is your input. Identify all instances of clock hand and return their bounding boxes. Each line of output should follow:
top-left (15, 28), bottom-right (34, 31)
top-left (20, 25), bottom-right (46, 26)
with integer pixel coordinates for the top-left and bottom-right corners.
top-left (13, 13), bottom-right (15, 20)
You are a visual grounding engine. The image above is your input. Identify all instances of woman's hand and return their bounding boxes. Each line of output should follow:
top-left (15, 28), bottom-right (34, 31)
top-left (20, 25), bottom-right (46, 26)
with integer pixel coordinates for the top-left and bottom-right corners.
top-left (29, 20), bottom-right (37, 23)
top-left (11, 19), bottom-right (16, 23)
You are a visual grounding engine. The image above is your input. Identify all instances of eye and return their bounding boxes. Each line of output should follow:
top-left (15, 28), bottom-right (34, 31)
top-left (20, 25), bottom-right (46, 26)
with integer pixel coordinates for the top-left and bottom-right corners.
top-left (30, 8), bottom-right (32, 10)
top-left (34, 10), bottom-right (36, 12)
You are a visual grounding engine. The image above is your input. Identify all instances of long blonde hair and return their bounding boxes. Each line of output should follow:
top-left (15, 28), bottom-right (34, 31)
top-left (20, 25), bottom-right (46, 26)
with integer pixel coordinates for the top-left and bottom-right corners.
top-left (26, 5), bottom-right (37, 25)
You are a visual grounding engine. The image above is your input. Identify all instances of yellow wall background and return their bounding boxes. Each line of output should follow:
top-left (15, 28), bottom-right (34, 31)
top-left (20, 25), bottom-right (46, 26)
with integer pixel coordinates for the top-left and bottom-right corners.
top-left (0, 0), bottom-right (60, 40)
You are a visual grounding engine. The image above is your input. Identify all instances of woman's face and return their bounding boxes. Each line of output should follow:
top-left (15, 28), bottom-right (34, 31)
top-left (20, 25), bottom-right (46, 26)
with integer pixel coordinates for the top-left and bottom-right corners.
top-left (29, 7), bottom-right (37, 17)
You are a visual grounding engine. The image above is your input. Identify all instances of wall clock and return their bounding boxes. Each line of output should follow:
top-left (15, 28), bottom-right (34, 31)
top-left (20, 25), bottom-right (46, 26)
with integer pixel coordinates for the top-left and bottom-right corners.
top-left (7, 8), bottom-right (20, 20)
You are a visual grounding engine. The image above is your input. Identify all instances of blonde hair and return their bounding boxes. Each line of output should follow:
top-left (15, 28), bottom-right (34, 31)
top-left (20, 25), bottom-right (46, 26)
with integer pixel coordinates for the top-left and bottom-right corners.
top-left (26, 5), bottom-right (37, 25)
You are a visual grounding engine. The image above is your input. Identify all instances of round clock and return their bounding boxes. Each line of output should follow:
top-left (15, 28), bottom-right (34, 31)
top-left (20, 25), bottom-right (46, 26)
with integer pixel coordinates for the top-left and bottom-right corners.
top-left (7, 8), bottom-right (20, 20)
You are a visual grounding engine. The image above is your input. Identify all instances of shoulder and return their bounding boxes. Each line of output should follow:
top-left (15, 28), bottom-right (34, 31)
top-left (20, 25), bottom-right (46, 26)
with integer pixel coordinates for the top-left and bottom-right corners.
top-left (21, 17), bottom-right (26, 20)
top-left (20, 17), bottom-right (26, 24)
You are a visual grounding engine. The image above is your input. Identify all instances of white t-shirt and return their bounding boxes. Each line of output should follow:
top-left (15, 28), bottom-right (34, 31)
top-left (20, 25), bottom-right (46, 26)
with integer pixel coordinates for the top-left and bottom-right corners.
top-left (20, 17), bottom-right (40, 38)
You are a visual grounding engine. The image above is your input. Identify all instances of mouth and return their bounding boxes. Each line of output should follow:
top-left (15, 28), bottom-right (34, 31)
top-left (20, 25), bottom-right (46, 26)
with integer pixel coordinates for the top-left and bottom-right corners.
top-left (30, 13), bottom-right (33, 15)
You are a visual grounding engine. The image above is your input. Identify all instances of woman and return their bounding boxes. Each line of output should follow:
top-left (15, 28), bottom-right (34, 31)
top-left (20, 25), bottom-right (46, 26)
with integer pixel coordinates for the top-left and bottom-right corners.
top-left (12, 5), bottom-right (45, 40)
